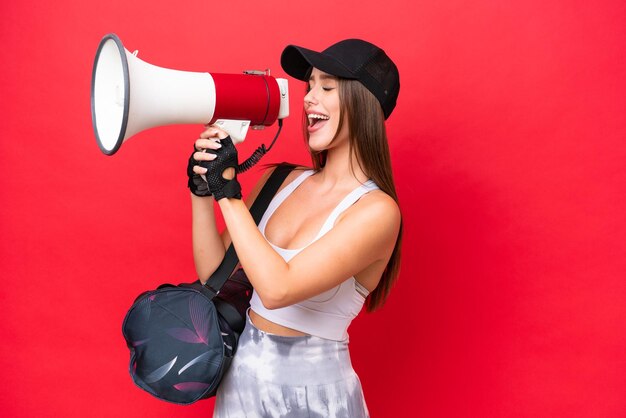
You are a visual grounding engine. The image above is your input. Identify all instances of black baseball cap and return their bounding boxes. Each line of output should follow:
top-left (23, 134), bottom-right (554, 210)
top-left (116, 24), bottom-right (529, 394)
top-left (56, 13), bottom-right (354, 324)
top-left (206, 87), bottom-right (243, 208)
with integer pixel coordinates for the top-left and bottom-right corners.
top-left (281, 39), bottom-right (400, 119)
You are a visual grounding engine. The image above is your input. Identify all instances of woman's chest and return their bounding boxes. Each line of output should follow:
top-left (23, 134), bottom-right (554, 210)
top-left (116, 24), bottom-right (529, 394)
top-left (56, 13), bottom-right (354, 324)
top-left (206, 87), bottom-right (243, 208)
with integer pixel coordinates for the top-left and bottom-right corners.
top-left (264, 188), bottom-right (348, 250)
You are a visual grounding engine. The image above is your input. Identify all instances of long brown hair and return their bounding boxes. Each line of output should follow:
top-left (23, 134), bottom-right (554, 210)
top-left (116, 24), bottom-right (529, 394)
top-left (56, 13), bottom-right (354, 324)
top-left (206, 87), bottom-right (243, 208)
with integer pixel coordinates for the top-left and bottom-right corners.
top-left (303, 78), bottom-right (403, 312)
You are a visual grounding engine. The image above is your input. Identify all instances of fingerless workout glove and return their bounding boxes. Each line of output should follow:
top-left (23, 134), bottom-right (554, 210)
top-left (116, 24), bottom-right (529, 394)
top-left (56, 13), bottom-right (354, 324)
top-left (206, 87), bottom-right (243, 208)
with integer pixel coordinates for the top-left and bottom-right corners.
top-left (187, 147), bottom-right (212, 197)
top-left (199, 136), bottom-right (242, 201)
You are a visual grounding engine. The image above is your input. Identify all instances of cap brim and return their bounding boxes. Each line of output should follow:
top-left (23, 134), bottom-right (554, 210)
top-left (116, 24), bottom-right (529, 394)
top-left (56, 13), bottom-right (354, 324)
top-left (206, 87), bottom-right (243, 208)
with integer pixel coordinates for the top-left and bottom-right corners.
top-left (281, 45), bottom-right (357, 81)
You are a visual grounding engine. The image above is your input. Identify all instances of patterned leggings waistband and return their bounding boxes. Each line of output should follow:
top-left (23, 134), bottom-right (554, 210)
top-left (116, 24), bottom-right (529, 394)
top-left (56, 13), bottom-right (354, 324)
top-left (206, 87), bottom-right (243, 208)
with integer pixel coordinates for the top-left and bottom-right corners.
top-left (234, 309), bottom-right (356, 385)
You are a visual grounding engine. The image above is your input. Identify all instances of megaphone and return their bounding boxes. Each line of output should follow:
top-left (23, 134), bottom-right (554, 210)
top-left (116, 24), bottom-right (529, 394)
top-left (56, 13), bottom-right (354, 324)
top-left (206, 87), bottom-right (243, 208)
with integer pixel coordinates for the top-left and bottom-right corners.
top-left (91, 33), bottom-right (289, 156)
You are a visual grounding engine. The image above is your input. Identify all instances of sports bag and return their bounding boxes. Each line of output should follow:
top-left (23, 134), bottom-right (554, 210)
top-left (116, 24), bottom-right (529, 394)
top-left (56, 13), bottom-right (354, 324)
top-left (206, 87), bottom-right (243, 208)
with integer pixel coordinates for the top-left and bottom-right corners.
top-left (122, 164), bottom-right (294, 404)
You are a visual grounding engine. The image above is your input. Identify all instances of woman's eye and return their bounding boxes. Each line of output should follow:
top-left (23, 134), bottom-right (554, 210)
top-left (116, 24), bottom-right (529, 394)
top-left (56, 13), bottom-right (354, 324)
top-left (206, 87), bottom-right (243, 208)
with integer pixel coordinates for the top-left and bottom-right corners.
top-left (305, 85), bottom-right (335, 93)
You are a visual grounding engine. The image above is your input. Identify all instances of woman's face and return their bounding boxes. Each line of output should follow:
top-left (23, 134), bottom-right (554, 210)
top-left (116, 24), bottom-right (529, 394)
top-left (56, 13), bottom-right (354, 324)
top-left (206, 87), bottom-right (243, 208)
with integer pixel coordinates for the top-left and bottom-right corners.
top-left (304, 68), bottom-right (348, 151)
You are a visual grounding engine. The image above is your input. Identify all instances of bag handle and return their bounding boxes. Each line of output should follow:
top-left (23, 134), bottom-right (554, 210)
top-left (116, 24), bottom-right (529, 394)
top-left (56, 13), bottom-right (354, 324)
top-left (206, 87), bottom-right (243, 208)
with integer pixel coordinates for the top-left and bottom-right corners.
top-left (202, 163), bottom-right (295, 298)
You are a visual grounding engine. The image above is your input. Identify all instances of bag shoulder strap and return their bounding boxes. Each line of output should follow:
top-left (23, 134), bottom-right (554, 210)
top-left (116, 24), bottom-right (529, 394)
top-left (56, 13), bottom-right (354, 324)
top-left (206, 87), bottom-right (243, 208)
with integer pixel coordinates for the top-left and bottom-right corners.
top-left (203, 163), bottom-right (296, 298)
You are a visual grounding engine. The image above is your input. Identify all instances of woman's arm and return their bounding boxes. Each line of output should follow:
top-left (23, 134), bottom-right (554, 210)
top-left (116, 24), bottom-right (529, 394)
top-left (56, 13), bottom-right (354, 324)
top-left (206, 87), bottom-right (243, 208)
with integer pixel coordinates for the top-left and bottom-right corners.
top-left (191, 151), bottom-right (282, 281)
top-left (217, 191), bottom-right (401, 309)
top-left (191, 194), bottom-right (227, 282)
top-left (193, 126), bottom-right (401, 304)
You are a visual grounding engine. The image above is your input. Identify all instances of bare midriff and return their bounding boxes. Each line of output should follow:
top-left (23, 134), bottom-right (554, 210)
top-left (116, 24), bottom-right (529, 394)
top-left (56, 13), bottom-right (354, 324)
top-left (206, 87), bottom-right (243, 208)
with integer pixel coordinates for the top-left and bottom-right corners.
top-left (249, 309), bottom-right (309, 337)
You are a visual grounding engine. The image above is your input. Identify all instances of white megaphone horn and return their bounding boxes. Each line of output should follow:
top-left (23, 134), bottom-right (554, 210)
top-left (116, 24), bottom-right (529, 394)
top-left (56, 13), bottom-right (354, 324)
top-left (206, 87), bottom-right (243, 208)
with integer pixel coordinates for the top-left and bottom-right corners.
top-left (91, 33), bottom-right (289, 156)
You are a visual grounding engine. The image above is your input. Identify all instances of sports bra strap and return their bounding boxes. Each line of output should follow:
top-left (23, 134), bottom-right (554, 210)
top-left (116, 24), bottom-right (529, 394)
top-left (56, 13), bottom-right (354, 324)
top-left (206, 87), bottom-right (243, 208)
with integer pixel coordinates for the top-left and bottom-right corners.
top-left (311, 180), bottom-right (379, 242)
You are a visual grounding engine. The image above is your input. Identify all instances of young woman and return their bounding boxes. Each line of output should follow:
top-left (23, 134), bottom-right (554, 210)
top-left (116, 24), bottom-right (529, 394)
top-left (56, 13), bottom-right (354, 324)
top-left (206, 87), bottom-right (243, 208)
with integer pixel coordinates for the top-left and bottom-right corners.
top-left (188, 39), bottom-right (402, 417)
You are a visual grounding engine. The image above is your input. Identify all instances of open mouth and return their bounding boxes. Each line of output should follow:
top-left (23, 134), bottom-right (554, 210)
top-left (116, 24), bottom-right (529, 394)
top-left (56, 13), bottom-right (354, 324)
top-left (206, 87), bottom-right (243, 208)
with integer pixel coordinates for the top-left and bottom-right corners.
top-left (307, 113), bottom-right (330, 128)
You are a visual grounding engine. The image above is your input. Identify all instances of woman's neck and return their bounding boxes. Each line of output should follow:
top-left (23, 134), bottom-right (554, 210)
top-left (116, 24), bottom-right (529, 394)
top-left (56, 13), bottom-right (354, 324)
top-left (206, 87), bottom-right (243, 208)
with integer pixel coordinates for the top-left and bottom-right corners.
top-left (315, 141), bottom-right (369, 189)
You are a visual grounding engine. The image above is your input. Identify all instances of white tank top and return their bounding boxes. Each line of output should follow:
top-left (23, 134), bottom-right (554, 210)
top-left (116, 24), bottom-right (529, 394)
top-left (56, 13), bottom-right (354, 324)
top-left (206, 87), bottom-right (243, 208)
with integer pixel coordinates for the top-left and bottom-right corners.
top-left (249, 170), bottom-right (380, 341)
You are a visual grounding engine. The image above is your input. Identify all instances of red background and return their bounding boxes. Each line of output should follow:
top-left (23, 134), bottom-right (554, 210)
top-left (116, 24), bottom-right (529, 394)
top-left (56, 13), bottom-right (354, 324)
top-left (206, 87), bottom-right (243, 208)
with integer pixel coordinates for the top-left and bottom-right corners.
top-left (1, 1), bottom-right (625, 417)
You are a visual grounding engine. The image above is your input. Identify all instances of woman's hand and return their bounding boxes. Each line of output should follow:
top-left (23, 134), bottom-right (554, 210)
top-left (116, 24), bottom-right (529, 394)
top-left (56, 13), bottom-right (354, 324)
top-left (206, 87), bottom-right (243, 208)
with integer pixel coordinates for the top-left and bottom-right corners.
top-left (192, 125), bottom-right (229, 170)
top-left (187, 148), bottom-right (213, 197)
top-left (187, 125), bottom-right (229, 197)
top-left (194, 125), bottom-right (241, 200)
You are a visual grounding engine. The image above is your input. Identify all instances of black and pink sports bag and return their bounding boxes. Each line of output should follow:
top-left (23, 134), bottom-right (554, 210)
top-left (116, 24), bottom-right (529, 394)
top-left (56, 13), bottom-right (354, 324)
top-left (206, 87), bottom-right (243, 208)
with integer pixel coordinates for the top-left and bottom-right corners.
top-left (122, 164), bottom-right (293, 404)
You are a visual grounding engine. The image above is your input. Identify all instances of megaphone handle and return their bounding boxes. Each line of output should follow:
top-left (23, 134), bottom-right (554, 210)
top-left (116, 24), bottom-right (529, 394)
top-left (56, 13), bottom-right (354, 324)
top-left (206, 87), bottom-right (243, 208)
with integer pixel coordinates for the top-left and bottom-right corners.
top-left (214, 120), bottom-right (251, 144)
top-left (199, 118), bottom-right (283, 181)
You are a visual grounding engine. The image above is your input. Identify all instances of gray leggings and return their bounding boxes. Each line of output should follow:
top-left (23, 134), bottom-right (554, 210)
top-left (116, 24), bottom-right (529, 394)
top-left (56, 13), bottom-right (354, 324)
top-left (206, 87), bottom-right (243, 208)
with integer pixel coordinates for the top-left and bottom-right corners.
top-left (213, 310), bottom-right (369, 418)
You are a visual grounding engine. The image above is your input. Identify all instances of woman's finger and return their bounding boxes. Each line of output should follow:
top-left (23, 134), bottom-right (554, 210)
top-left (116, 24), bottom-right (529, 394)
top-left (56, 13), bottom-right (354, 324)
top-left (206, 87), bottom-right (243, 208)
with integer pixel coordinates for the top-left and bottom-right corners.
top-left (193, 150), bottom-right (217, 162)
top-left (195, 138), bottom-right (223, 151)
top-left (193, 165), bottom-right (208, 175)
top-left (200, 124), bottom-right (229, 140)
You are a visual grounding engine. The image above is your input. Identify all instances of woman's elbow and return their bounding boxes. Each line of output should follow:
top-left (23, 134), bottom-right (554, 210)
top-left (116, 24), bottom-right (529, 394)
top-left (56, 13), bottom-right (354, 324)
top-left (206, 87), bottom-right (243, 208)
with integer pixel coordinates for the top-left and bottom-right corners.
top-left (257, 288), bottom-right (289, 310)
top-left (193, 239), bottom-right (228, 280)
top-left (194, 258), bottom-right (223, 283)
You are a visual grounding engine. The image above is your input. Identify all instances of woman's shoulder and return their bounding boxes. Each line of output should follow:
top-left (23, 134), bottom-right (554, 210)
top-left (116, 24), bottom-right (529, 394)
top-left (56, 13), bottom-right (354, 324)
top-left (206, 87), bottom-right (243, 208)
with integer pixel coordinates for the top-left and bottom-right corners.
top-left (258, 163), bottom-right (311, 190)
top-left (337, 184), bottom-right (401, 231)
top-left (329, 185), bottom-right (400, 265)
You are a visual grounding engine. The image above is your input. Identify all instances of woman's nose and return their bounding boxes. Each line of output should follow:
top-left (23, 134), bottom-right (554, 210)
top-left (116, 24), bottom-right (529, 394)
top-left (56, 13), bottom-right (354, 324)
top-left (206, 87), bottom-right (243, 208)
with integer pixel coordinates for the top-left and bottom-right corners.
top-left (304, 88), bottom-right (318, 106)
